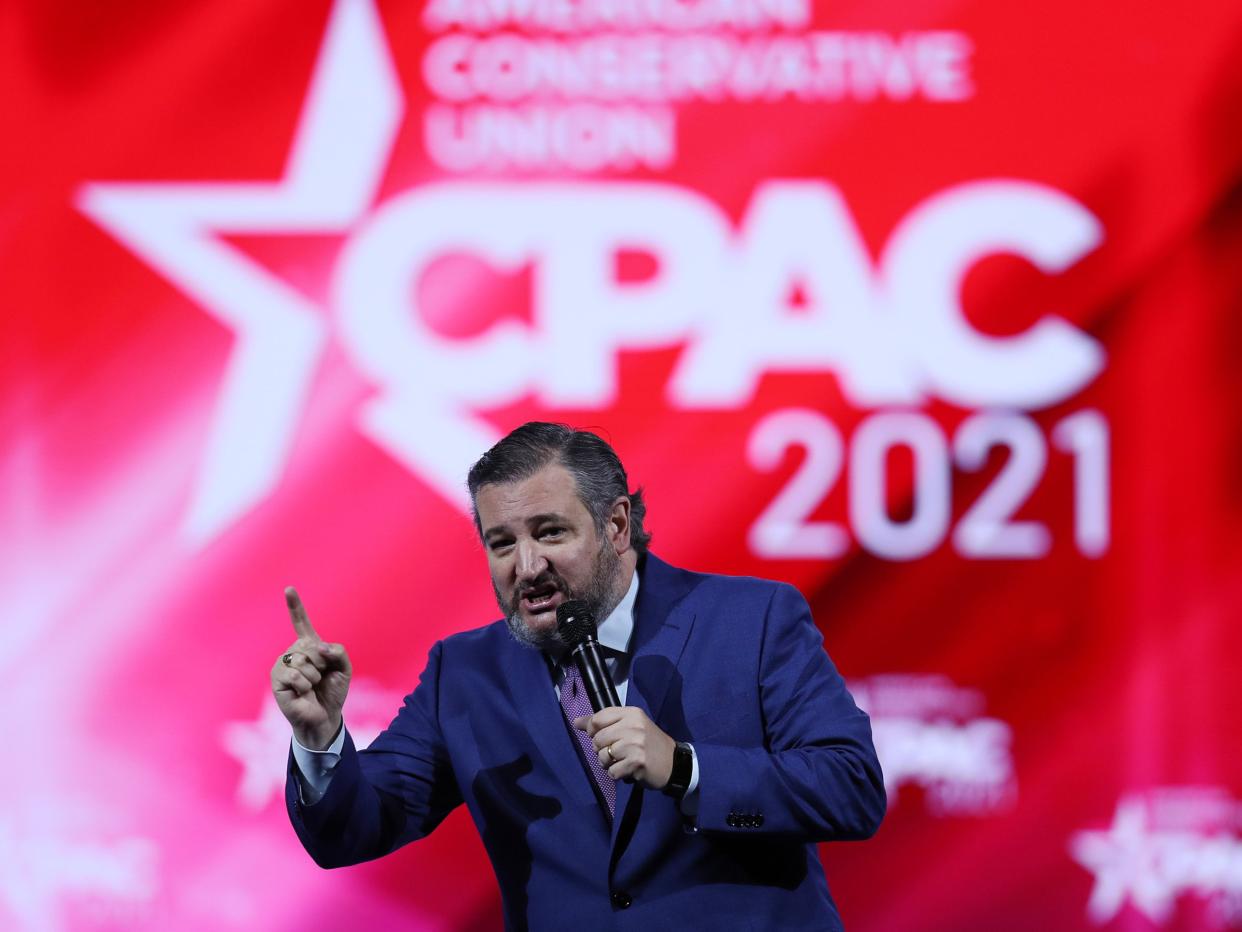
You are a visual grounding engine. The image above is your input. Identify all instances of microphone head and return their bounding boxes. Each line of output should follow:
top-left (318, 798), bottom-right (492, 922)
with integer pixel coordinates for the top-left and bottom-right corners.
top-left (555, 600), bottom-right (598, 647)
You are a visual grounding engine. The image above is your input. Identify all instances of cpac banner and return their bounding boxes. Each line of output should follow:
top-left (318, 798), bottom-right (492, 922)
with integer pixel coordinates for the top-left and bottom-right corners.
top-left (6, 0), bottom-right (1242, 928)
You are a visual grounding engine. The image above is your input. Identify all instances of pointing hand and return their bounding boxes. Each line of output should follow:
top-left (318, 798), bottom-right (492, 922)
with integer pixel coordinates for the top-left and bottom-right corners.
top-left (270, 587), bottom-right (352, 750)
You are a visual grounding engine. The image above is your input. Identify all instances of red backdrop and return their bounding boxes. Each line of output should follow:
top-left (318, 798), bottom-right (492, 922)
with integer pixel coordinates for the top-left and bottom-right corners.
top-left (5, 0), bottom-right (1242, 928)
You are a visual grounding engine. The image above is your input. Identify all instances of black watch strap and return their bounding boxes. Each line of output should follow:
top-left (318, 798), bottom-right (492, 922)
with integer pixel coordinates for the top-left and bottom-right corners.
top-left (664, 741), bottom-right (694, 798)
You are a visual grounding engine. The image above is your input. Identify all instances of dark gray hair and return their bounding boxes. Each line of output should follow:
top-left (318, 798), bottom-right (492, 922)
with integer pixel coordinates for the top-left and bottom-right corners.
top-left (467, 422), bottom-right (652, 556)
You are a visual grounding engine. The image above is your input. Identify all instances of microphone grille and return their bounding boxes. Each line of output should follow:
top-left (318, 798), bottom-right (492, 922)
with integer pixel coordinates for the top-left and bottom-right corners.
top-left (555, 600), bottom-right (597, 647)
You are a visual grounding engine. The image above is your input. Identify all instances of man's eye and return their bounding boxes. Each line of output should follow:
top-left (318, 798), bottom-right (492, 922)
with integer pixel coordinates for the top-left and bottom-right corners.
top-left (538, 527), bottom-right (564, 539)
top-left (489, 539), bottom-right (514, 552)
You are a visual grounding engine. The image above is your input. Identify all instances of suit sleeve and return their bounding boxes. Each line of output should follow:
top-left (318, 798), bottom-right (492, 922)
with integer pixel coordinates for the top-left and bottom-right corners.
top-left (285, 640), bottom-right (463, 867)
top-left (692, 583), bottom-right (886, 841)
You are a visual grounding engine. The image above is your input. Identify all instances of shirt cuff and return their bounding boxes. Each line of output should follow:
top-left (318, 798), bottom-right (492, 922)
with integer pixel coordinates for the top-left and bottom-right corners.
top-left (678, 743), bottom-right (701, 823)
top-left (290, 725), bottom-right (346, 805)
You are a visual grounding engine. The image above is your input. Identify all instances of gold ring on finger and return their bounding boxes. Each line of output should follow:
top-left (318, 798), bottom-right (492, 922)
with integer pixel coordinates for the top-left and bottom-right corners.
top-left (605, 745), bottom-right (617, 765)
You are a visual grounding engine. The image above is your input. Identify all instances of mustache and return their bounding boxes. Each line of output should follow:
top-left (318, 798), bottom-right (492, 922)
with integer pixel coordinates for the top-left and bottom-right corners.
top-left (510, 569), bottom-right (569, 613)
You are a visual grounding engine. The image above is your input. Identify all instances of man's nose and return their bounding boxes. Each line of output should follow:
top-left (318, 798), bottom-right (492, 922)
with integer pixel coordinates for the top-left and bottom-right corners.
top-left (515, 540), bottom-right (547, 581)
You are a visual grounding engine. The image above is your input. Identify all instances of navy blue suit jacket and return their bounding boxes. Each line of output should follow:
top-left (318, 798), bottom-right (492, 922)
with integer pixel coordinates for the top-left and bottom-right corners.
top-left (286, 555), bottom-right (885, 930)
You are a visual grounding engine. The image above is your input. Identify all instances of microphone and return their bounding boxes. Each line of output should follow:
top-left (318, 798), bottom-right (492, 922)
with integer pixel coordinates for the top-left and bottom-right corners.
top-left (556, 600), bottom-right (620, 713)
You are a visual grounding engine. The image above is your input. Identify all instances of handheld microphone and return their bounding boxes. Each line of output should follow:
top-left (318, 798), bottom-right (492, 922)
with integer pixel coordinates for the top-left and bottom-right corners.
top-left (556, 600), bottom-right (620, 713)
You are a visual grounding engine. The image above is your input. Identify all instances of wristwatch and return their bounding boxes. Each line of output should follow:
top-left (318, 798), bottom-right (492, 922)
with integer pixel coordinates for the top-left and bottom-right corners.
top-left (663, 741), bottom-right (694, 799)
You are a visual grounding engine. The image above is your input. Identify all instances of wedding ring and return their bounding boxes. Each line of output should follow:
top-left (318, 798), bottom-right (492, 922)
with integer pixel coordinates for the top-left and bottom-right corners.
top-left (281, 652), bottom-right (294, 666)
top-left (605, 745), bottom-right (617, 765)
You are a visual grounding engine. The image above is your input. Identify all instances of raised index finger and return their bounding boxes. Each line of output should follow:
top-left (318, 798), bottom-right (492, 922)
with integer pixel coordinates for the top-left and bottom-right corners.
top-left (284, 586), bottom-right (321, 642)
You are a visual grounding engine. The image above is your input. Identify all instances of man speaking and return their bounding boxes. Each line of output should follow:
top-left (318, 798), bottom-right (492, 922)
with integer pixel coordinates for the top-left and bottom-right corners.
top-left (273, 422), bottom-right (885, 929)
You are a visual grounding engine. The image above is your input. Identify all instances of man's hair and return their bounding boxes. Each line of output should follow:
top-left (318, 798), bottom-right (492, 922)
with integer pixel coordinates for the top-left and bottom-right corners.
top-left (467, 422), bottom-right (652, 556)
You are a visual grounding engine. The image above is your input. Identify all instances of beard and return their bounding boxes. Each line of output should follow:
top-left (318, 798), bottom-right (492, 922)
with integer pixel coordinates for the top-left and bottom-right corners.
top-left (497, 538), bottom-right (624, 653)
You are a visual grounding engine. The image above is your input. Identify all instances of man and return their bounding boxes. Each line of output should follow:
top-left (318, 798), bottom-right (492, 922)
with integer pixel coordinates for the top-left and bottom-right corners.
top-left (274, 422), bottom-right (884, 930)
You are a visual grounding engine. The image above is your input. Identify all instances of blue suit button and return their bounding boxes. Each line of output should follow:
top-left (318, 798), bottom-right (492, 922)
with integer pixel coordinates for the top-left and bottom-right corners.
top-left (611, 890), bottom-right (633, 909)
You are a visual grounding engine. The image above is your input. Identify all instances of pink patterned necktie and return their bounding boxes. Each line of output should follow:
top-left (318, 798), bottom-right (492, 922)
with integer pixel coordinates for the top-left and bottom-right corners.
top-left (558, 660), bottom-right (616, 816)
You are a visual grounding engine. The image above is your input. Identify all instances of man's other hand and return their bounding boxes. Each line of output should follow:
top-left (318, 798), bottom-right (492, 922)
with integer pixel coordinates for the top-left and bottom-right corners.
top-left (271, 587), bottom-right (352, 750)
top-left (575, 707), bottom-right (676, 790)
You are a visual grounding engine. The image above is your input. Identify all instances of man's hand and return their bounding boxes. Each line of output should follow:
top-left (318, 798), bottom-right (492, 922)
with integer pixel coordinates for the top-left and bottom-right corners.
top-left (575, 707), bottom-right (676, 790)
top-left (271, 587), bottom-right (352, 751)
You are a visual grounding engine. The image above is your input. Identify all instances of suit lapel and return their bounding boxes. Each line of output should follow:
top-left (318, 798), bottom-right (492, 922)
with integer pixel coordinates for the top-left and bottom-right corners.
top-left (501, 636), bottom-right (600, 810)
top-left (610, 554), bottom-right (699, 850)
top-left (624, 555), bottom-right (699, 724)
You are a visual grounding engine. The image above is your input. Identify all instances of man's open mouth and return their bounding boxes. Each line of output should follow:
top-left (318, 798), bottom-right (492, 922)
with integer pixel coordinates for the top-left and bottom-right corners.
top-left (519, 583), bottom-right (561, 615)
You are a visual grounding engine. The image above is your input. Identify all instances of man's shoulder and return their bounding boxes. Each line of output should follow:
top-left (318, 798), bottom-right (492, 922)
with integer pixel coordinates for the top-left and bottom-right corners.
top-left (440, 617), bottom-right (511, 649)
top-left (424, 618), bottom-right (546, 688)
top-left (649, 559), bottom-right (819, 658)
top-left (646, 553), bottom-right (797, 608)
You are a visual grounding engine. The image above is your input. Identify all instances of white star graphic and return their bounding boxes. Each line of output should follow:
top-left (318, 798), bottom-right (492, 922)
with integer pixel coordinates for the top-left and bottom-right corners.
top-left (1069, 796), bottom-right (1178, 925)
top-left (77, 0), bottom-right (402, 545)
top-left (221, 686), bottom-right (395, 812)
top-left (220, 696), bottom-right (299, 812)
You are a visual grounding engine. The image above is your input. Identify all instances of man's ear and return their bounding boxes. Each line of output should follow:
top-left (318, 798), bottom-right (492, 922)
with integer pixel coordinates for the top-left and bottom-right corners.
top-left (608, 496), bottom-right (632, 554)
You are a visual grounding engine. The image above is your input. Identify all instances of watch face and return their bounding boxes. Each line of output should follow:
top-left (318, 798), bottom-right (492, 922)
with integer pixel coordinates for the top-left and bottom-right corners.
top-left (670, 743), bottom-right (692, 791)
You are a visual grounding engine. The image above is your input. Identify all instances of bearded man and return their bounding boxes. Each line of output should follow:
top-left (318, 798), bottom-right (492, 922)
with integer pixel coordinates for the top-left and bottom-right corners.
top-left (274, 422), bottom-right (884, 930)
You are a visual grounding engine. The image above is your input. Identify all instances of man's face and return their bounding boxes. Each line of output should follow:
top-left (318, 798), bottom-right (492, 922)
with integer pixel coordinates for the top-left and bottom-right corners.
top-left (475, 463), bottom-right (625, 650)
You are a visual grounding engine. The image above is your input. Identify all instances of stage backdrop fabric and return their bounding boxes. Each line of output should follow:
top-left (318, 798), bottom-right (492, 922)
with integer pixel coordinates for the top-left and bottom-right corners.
top-left (4, 0), bottom-right (1242, 929)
